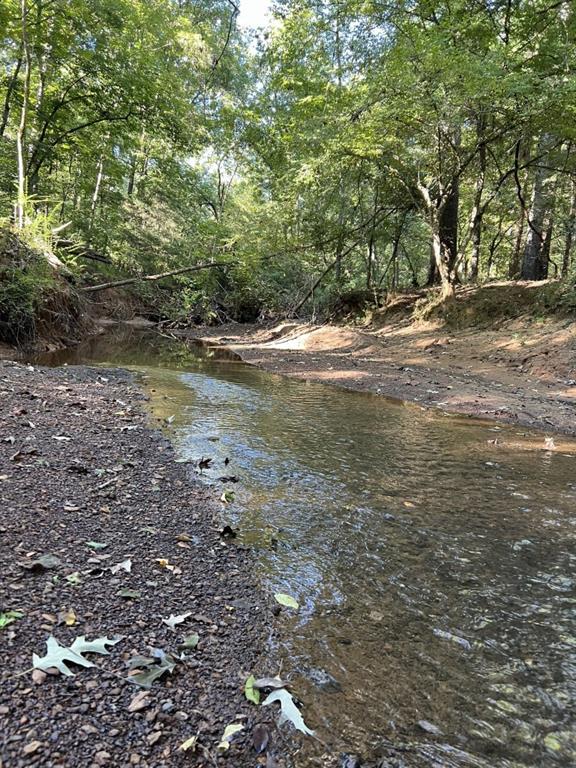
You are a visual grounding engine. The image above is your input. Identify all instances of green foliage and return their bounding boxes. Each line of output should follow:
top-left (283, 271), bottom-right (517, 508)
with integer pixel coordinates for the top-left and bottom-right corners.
top-left (0, 0), bottom-right (575, 328)
top-left (0, 257), bottom-right (55, 345)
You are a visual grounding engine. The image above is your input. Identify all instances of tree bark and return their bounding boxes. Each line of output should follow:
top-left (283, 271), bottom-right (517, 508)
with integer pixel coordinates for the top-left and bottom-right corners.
top-left (0, 55), bottom-right (22, 138)
top-left (469, 117), bottom-right (487, 281)
top-left (521, 135), bottom-right (555, 280)
top-left (419, 181), bottom-right (457, 298)
top-left (15, 0), bottom-right (32, 229)
top-left (89, 153), bottom-right (105, 233)
top-left (562, 182), bottom-right (576, 277)
top-left (82, 263), bottom-right (231, 293)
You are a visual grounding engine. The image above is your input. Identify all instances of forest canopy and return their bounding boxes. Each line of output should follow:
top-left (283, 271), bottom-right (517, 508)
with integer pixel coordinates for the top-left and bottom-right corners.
top-left (0, 0), bottom-right (575, 323)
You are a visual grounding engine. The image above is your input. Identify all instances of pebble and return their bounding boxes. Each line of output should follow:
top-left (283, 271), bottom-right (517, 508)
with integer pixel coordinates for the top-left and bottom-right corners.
top-left (23, 741), bottom-right (42, 755)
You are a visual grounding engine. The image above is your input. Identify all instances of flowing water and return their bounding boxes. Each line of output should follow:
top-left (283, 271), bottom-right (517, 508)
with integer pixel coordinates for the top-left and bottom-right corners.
top-left (38, 326), bottom-right (576, 767)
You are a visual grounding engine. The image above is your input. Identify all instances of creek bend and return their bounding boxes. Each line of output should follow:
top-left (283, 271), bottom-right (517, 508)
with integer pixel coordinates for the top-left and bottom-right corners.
top-left (38, 326), bottom-right (576, 768)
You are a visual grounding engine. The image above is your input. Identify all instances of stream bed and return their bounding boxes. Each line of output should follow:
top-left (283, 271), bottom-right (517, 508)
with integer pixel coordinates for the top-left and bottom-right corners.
top-left (38, 326), bottom-right (576, 768)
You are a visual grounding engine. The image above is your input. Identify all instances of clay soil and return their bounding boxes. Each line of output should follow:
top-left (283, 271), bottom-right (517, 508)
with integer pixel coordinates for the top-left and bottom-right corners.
top-left (0, 361), bottom-right (281, 768)
top-left (188, 309), bottom-right (576, 444)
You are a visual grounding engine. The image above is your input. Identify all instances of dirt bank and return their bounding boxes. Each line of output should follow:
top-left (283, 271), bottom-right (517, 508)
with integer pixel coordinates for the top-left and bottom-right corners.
top-left (187, 312), bottom-right (576, 442)
top-left (0, 361), bottom-right (281, 767)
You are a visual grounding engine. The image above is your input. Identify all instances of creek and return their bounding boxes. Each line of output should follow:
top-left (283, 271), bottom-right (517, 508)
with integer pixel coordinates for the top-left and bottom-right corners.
top-left (38, 325), bottom-right (576, 768)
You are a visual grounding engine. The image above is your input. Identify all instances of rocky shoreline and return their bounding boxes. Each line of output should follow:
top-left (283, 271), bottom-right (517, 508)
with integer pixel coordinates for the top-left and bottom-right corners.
top-left (0, 361), bottom-right (280, 767)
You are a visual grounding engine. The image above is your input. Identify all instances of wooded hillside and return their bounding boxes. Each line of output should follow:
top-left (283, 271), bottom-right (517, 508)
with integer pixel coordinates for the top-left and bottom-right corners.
top-left (1, 0), bottom-right (575, 328)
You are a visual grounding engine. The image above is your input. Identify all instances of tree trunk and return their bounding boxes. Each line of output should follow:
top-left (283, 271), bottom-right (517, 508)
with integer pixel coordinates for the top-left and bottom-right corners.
top-left (469, 118), bottom-right (486, 281)
top-left (419, 181), bottom-right (457, 298)
top-left (509, 206), bottom-right (525, 278)
top-left (0, 56), bottom-right (22, 138)
top-left (439, 183), bottom-right (459, 281)
top-left (15, 0), bottom-right (32, 229)
top-left (521, 136), bottom-right (555, 280)
top-left (89, 153), bottom-right (105, 233)
top-left (562, 182), bottom-right (576, 277)
top-left (426, 244), bottom-right (439, 285)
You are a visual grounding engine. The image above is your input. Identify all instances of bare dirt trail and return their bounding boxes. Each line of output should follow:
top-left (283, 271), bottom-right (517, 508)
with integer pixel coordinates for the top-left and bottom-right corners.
top-left (186, 313), bottom-right (576, 445)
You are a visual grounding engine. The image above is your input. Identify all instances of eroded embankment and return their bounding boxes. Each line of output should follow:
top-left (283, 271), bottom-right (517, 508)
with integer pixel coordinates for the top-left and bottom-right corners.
top-left (0, 361), bottom-right (280, 768)
top-left (187, 314), bottom-right (576, 443)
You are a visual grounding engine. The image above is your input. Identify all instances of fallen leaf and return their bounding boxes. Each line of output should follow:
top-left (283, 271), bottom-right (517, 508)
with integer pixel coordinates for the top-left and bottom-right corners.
top-left (253, 676), bottom-right (286, 690)
top-left (179, 735), bottom-right (198, 753)
top-left (176, 533), bottom-right (192, 542)
top-left (274, 593), bottom-right (299, 610)
top-left (220, 490), bottom-right (235, 504)
top-left (0, 610), bottom-right (24, 629)
top-left (127, 651), bottom-right (178, 689)
top-left (262, 688), bottom-right (315, 736)
top-left (58, 609), bottom-right (77, 627)
top-left (52, 435), bottom-right (72, 441)
top-left (155, 558), bottom-right (180, 574)
top-left (217, 723), bottom-right (244, 751)
top-left (110, 559), bottom-right (132, 575)
top-left (252, 724), bottom-right (270, 754)
top-left (21, 554), bottom-right (61, 572)
top-left (65, 572), bottom-right (82, 585)
top-left (244, 675), bottom-right (260, 704)
top-left (162, 612), bottom-right (192, 631)
top-left (33, 635), bottom-right (121, 676)
top-left (70, 636), bottom-right (121, 656)
top-left (86, 541), bottom-right (108, 550)
top-left (179, 633), bottom-right (199, 649)
top-left (117, 588), bottom-right (141, 600)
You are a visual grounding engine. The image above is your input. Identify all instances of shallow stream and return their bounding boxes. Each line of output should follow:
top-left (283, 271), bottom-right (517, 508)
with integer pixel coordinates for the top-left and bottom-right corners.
top-left (39, 326), bottom-right (576, 767)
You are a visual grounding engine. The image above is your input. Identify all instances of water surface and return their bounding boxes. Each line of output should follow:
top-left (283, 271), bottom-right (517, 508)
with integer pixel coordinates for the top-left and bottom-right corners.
top-left (38, 327), bottom-right (576, 767)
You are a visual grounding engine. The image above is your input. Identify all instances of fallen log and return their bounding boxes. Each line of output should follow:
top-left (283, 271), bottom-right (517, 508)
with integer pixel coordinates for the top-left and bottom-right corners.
top-left (82, 262), bottom-right (230, 294)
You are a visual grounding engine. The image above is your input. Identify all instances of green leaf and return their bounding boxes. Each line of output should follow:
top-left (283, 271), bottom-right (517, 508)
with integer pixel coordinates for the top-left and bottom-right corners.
top-left (65, 572), bottom-right (82, 585)
top-left (262, 688), bottom-right (315, 736)
top-left (274, 593), bottom-right (299, 610)
top-left (179, 633), bottom-right (199, 649)
top-left (127, 651), bottom-right (179, 689)
top-left (70, 636), bottom-right (121, 656)
top-left (217, 722), bottom-right (244, 751)
top-left (179, 734), bottom-right (198, 753)
top-left (32, 635), bottom-right (121, 676)
top-left (117, 588), bottom-right (141, 599)
top-left (244, 674), bottom-right (260, 704)
top-left (86, 541), bottom-right (108, 550)
top-left (0, 610), bottom-right (23, 629)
